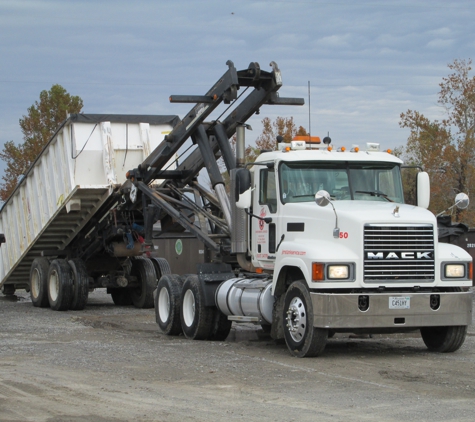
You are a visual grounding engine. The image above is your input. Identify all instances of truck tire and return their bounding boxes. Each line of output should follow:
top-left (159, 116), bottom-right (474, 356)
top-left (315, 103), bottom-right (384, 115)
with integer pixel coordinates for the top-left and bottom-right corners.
top-left (68, 259), bottom-right (89, 311)
top-left (150, 257), bottom-right (171, 279)
top-left (48, 259), bottom-right (74, 311)
top-left (130, 258), bottom-right (157, 309)
top-left (420, 325), bottom-right (468, 353)
top-left (1, 284), bottom-right (15, 296)
top-left (155, 274), bottom-right (183, 335)
top-left (208, 308), bottom-right (232, 341)
top-left (30, 258), bottom-right (50, 308)
top-left (283, 280), bottom-right (328, 357)
top-left (180, 275), bottom-right (214, 340)
top-left (110, 289), bottom-right (133, 306)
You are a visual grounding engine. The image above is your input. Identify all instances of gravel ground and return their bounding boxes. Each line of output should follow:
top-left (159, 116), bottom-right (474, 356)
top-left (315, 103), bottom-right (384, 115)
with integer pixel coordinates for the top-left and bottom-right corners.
top-left (1, 289), bottom-right (474, 422)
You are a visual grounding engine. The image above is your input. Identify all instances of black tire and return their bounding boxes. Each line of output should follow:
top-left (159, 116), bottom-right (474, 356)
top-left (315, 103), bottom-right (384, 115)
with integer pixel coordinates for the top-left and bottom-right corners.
top-left (155, 274), bottom-right (183, 335)
top-left (130, 258), bottom-right (157, 309)
top-left (68, 259), bottom-right (89, 311)
top-left (283, 280), bottom-right (328, 357)
top-left (150, 257), bottom-right (171, 279)
top-left (110, 289), bottom-right (133, 306)
top-left (48, 259), bottom-right (74, 311)
top-left (420, 325), bottom-right (468, 353)
top-left (30, 258), bottom-right (50, 308)
top-left (1, 284), bottom-right (16, 296)
top-left (180, 275), bottom-right (214, 340)
top-left (208, 308), bottom-right (232, 341)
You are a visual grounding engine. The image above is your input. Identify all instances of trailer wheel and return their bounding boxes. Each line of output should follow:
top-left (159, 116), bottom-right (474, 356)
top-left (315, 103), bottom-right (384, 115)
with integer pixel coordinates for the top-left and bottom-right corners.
top-left (155, 274), bottom-right (183, 335)
top-left (110, 289), bottom-right (133, 306)
top-left (150, 257), bottom-right (171, 279)
top-left (1, 284), bottom-right (16, 296)
top-left (130, 258), bottom-right (157, 309)
top-left (283, 280), bottom-right (328, 357)
top-left (420, 325), bottom-right (467, 353)
top-left (180, 275), bottom-right (214, 340)
top-left (48, 259), bottom-right (74, 311)
top-left (30, 258), bottom-right (50, 308)
top-left (68, 259), bottom-right (89, 311)
top-left (208, 308), bottom-right (232, 341)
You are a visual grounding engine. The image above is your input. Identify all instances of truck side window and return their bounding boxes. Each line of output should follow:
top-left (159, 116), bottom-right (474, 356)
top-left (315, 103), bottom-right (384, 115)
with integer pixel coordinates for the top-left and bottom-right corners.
top-left (259, 168), bottom-right (277, 213)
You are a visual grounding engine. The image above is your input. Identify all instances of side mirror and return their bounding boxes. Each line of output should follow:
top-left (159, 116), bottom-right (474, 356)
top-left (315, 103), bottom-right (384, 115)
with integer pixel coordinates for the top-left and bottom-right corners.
top-left (235, 168), bottom-right (251, 209)
top-left (416, 172), bottom-right (430, 209)
top-left (315, 190), bottom-right (331, 207)
top-left (455, 192), bottom-right (469, 210)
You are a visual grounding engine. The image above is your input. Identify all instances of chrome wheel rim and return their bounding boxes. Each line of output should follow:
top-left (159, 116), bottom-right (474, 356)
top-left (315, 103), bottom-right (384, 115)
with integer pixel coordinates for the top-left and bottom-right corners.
top-left (286, 296), bottom-right (307, 343)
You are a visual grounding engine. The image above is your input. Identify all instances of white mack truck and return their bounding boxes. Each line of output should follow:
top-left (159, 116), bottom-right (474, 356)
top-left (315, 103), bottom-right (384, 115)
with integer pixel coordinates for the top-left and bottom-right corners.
top-left (0, 61), bottom-right (472, 358)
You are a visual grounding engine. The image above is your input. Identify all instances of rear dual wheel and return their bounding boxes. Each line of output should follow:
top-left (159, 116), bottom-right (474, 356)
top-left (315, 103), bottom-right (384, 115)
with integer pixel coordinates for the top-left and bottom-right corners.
top-left (179, 275), bottom-right (232, 341)
top-left (130, 258), bottom-right (157, 309)
top-left (155, 274), bottom-right (183, 335)
top-left (48, 259), bottom-right (74, 311)
top-left (30, 258), bottom-right (50, 308)
top-left (30, 258), bottom-right (89, 311)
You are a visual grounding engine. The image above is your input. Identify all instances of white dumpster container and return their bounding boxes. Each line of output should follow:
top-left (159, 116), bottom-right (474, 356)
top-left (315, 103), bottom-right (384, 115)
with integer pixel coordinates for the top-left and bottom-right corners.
top-left (0, 114), bottom-right (178, 289)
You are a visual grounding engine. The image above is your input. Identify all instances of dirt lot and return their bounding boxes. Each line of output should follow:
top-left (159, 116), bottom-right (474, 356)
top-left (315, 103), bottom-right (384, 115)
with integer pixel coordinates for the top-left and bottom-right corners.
top-left (1, 289), bottom-right (474, 422)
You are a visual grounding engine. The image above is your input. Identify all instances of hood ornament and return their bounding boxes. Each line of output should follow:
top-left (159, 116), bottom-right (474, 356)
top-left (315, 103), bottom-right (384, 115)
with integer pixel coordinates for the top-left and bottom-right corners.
top-left (393, 206), bottom-right (400, 218)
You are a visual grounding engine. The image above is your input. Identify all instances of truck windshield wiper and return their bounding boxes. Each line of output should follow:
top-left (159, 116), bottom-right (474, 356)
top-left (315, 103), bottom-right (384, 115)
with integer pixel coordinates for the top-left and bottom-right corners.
top-left (355, 190), bottom-right (393, 202)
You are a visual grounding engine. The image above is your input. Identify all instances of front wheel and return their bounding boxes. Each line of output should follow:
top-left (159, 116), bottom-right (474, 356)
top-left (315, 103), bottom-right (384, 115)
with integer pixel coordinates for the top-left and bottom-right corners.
top-left (283, 280), bottom-right (328, 357)
top-left (420, 325), bottom-right (467, 353)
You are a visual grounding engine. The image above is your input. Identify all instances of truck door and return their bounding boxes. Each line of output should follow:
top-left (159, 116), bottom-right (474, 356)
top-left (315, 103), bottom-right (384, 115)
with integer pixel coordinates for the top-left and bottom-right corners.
top-left (252, 167), bottom-right (278, 269)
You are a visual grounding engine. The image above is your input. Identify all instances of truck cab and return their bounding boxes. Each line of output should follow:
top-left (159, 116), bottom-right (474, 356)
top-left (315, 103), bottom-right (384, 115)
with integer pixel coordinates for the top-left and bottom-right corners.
top-left (235, 139), bottom-right (473, 356)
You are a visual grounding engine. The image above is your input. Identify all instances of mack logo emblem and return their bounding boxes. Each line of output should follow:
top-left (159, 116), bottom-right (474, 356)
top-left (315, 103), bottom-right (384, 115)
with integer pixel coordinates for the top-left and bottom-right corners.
top-left (366, 251), bottom-right (433, 259)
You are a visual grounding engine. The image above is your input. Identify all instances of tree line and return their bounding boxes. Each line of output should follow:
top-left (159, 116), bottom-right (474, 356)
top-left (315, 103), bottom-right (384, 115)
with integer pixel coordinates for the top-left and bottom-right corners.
top-left (1, 59), bottom-right (474, 226)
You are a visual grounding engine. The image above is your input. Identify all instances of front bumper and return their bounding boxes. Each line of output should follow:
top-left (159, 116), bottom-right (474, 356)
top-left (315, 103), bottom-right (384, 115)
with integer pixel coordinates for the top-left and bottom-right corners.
top-left (310, 291), bottom-right (473, 329)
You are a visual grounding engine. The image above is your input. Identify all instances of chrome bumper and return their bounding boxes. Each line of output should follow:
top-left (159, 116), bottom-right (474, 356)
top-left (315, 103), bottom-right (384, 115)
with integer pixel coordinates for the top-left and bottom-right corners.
top-left (310, 291), bottom-right (473, 329)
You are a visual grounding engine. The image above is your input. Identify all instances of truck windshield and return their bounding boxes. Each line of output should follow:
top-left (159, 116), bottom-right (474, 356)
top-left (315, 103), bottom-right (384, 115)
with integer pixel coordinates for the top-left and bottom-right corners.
top-left (279, 161), bottom-right (404, 204)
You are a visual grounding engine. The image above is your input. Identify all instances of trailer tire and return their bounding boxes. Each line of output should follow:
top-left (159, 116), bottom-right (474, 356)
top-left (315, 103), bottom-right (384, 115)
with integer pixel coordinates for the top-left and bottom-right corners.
top-left (150, 257), bottom-right (171, 279)
top-left (130, 258), bottom-right (157, 309)
top-left (68, 259), bottom-right (89, 311)
top-left (180, 275), bottom-right (214, 340)
top-left (110, 289), bottom-right (133, 306)
top-left (48, 259), bottom-right (74, 311)
top-left (283, 280), bottom-right (328, 357)
top-left (2, 284), bottom-right (16, 296)
top-left (420, 325), bottom-right (467, 353)
top-left (155, 274), bottom-right (183, 335)
top-left (30, 258), bottom-right (50, 307)
top-left (208, 308), bottom-right (232, 341)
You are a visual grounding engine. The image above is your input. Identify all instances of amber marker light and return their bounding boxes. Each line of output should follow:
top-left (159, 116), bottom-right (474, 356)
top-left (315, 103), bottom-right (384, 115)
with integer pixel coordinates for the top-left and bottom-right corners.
top-left (338, 147), bottom-right (346, 152)
top-left (312, 263), bottom-right (325, 281)
top-left (386, 149), bottom-right (392, 153)
top-left (327, 146), bottom-right (333, 151)
top-left (256, 267), bottom-right (263, 274)
top-left (469, 262), bottom-right (473, 285)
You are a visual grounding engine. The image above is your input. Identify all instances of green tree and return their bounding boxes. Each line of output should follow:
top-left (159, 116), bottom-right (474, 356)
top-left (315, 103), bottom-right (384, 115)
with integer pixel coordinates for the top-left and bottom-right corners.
top-left (398, 59), bottom-right (475, 226)
top-left (0, 84), bottom-right (83, 200)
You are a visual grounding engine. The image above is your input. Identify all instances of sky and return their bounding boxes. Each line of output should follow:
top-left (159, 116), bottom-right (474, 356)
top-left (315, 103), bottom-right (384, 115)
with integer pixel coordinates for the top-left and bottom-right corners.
top-left (1, 0), bottom-right (474, 176)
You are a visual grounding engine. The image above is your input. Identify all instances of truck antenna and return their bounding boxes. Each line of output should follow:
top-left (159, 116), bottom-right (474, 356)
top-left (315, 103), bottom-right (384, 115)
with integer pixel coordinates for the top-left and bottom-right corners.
top-left (308, 81), bottom-right (311, 141)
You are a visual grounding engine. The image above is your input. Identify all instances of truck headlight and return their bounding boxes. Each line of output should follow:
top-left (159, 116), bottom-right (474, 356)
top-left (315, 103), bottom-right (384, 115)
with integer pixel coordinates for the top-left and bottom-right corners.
top-left (328, 265), bottom-right (349, 279)
top-left (444, 264), bottom-right (465, 278)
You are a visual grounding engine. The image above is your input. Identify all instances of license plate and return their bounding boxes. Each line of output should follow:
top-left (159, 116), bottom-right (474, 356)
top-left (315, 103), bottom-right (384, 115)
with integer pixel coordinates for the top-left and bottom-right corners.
top-left (389, 296), bottom-right (410, 309)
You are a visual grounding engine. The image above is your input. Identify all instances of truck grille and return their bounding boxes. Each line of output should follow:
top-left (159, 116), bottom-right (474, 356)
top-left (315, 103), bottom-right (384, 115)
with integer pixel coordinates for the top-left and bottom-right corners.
top-left (364, 224), bottom-right (435, 282)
